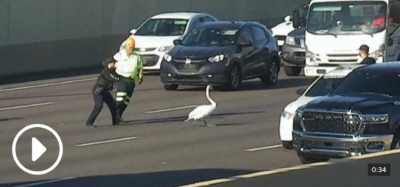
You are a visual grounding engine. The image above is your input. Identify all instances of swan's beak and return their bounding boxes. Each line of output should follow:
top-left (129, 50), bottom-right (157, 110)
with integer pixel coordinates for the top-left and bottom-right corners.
top-left (209, 85), bottom-right (214, 90)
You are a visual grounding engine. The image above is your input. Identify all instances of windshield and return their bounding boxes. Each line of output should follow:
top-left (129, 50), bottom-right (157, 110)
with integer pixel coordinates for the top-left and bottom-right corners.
top-left (305, 77), bottom-right (345, 97)
top-left (307, 1), bottom-right (387, 35)
top-left (333, 70), bottom-right (400, 96)
top-left (135, 19), bottom-right (188, 36)
top-left (181, 28), bottom-right (238, 46)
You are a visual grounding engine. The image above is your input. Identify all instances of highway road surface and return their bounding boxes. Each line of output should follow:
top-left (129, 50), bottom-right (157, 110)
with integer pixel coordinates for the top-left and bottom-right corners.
top-left (0, 70), bottom-right (397, 187)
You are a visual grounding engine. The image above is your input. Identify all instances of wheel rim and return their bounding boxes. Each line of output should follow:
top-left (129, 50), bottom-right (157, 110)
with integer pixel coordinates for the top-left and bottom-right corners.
top-left (231, 67), bottom-right (240, 88)
top-left (395, 141), bottom-right (400, 149)
top-left (269, 62), bottom-right (278, 83)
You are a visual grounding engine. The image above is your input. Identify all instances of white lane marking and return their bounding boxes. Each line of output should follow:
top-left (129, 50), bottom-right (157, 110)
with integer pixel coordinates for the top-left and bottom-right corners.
top-left (245, 144), bottom-right (283, 152)
top-left (0, 102), bottom-right (54, 111)
top-left (75, 136), bottom-right (138, 147)
top-left (146, 105), bottom-right (198, 114)
top-left (12, 177), bottom-right (75, 187)
top-left (0, 78), bottom-right (96, 92)
top-left (178, 179), bottom-right (234, 187)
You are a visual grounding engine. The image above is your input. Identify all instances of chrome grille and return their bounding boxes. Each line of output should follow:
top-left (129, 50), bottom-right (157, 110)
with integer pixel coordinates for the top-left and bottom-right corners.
top-left (275, 35), bottom-right (286, 41)
top-left (301, 111), bottom-right (362, 135)
top-left (134, 48), bottom-right (156, 52)
top-left (326, 53), bottom-right (359, 63)
top-left (175, 63), bottom-right (201, 72)
top-left (142, 55), bottom-right (159, 66)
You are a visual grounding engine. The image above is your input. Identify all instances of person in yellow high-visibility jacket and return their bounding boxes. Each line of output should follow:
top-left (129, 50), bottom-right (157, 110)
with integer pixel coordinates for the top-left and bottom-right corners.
top-left (113, 37), bottom-right (144, 122)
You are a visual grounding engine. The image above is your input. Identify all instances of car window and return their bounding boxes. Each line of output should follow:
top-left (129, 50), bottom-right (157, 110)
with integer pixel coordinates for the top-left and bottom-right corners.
top-left (238, 27), bottom-right (253, 43)
top-left (201, 16), bottom-right (215, 22)
top-left (334, 70), bottom-right (400, 96)
top-left (305, 77), bottom-right (345, 97)
top-left (191, 18), bottom-right (203, 27)
top-left (182, 28), bottom-right (238, 46)
top-left (251, 26), bottom-right (267, 42)
top-left (135, 19), bottom-right (188, 36)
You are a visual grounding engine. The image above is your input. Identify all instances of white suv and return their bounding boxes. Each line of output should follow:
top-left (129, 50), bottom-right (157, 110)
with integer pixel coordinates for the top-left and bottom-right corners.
top-left (121, 12), bottom-right (218, 72)
top-left (279, 66), bottom-right (361, 149)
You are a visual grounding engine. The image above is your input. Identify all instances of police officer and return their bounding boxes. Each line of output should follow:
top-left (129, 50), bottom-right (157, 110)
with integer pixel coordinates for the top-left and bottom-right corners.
top-left (113, 37), bottom-right (144, 121)
top-left (358, 45), bottom-right (376, 64)
top-left (86, 58), bottom-right (120, 127)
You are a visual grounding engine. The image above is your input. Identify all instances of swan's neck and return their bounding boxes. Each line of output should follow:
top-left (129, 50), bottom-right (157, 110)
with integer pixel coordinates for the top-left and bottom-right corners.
top-left (206, 87), bottom-right (216, 106)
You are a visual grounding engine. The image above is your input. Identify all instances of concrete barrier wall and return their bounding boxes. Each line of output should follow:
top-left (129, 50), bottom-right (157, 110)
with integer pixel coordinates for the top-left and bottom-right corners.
top-left (0, 0), bottom-right (310, 77)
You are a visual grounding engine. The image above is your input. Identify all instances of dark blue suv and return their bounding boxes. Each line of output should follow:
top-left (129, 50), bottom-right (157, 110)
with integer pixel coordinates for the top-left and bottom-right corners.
top-left (160, 21), bottom-right (280, 91)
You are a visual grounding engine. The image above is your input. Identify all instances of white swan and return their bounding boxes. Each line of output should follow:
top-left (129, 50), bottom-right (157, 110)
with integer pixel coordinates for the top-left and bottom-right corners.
top-left (184, 85), bottom-right (217, 126)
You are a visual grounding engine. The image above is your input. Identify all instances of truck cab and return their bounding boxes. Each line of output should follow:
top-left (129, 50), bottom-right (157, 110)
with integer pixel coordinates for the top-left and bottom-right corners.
top-left (293, 0), bottom-right (400, 77)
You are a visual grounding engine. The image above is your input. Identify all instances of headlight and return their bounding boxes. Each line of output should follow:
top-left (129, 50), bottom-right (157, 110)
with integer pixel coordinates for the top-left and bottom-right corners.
top-left (364, 114), bottom-right (389, 124)
top-left (306, 49), bottom-right (316, 65)
top-left (369, 44), bottom-right (385, 60)
top-left (285, 36), bottom-right (296, 46)
top-left (281, 110), bottom-right (294, 119)
top-left (208, 54), bottom-right (225, 63)
top-left (164, 54), bottom-right (172, 62)
top-left (159, 45), bottom-right (174, 52)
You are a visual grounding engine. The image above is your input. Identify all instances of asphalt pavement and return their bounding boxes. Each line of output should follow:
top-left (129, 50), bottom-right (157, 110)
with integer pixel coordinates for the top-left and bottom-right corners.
top-left (211, 152), bottom-right (400, 187)
top-left (0, 69), bottom-right (350, 187)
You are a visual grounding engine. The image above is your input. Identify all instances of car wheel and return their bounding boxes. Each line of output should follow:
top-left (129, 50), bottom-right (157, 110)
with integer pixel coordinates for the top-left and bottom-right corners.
top-left (297, 151), bottom-right (329, 164)
top-left (284, 66), bottom-right (302, 76)
top-left (390, 129), bottom-right (400, 149)
top-left (282, 141), bottom-right (293, 149)
top-left (163, 84), bottom-right (179, 91)
top-left (225, 64), bottom-right (241, 90)
top-left (261, 61), bottom-right (279, 86)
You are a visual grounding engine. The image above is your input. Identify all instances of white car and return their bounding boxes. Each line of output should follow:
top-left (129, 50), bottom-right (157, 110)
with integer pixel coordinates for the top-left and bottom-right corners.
top-left (120, 12), bottom-right (218, 72)
top-left (279, 66), bottom-right (358, 149)
top-left (271, 15), bottom-right (294, 51)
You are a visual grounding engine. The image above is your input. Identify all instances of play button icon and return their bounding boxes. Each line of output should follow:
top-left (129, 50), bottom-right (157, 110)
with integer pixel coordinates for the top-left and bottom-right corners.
top-left (12, 124), bottom-right (63, 175)
top-left (32, 137), bottom-right (47, 162)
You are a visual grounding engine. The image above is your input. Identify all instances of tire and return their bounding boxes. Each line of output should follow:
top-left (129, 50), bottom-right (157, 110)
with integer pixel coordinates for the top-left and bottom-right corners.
top-left (261, 60), bottom-right (279, 86)
top-left (224, 63), bottom-right (241, 90)
top-left (297, 151), bottom-right (329, 164)
top-left (282, 141), bottom-right (293, 149)
top-left (163, 84), bottom-right (179, 91)
top-left (390, 129), bottom-right (400, 149)
top-left (284, 66), bottom-right (302, 76)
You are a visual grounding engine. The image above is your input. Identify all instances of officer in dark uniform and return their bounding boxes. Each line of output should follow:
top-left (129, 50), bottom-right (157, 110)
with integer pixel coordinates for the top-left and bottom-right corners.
top-left (86, 58), bottom-right (121, 127)
top-left (359, 45), bottom-right (376, 64)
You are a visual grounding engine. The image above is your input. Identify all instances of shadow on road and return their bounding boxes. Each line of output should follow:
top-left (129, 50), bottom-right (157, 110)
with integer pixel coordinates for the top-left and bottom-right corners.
top-left (0, 66), bottom-right (103, 86)
top-left (0, 168), bottom-right (258, 187)
top-left (175, 78), bottom-right (314, 92)
top-left (0, 117), bottom-right (24, 123)
top-left (0, 92), bottom-right (90, 101)
top-left (118, 111), bottom-right (265, 126)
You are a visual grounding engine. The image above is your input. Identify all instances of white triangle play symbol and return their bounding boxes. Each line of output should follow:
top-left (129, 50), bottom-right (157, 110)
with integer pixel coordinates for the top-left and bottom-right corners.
top-left (32, 137), bottom-right (46, 162)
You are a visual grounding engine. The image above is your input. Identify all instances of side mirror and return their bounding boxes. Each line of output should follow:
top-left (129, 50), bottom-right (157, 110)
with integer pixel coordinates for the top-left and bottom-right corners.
top-left (173, 39), bottom-right (182, 46)
top-left (130, 29), bottom-right (137, 34)
top-left (389, 38), bottom-right (393, 46)
top-left (284, 15), bottom-right (291, 22)
top-left (292, 9), bottom-right (300, 28)
top-left (296, 88), bottom-right (306, 95)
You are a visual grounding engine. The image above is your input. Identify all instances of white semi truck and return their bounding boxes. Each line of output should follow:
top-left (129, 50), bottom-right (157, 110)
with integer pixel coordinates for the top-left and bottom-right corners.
top-left (293, 0), bottom-right (400, 77)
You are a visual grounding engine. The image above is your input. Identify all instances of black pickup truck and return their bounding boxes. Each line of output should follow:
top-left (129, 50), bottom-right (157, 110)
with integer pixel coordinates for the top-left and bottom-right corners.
top-left (292, 63), bottom-right (400, 164)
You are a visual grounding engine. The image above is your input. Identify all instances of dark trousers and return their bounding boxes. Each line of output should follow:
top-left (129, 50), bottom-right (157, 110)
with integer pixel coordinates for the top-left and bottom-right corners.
top-left (115, 78), bottom-right (135, 119)
top-left (86, 85), bottom-right (118, 125)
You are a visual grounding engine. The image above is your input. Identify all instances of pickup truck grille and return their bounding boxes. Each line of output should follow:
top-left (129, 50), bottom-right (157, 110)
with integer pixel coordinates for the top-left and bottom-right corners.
top-left (301, 111), bottom-right (362, 135)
